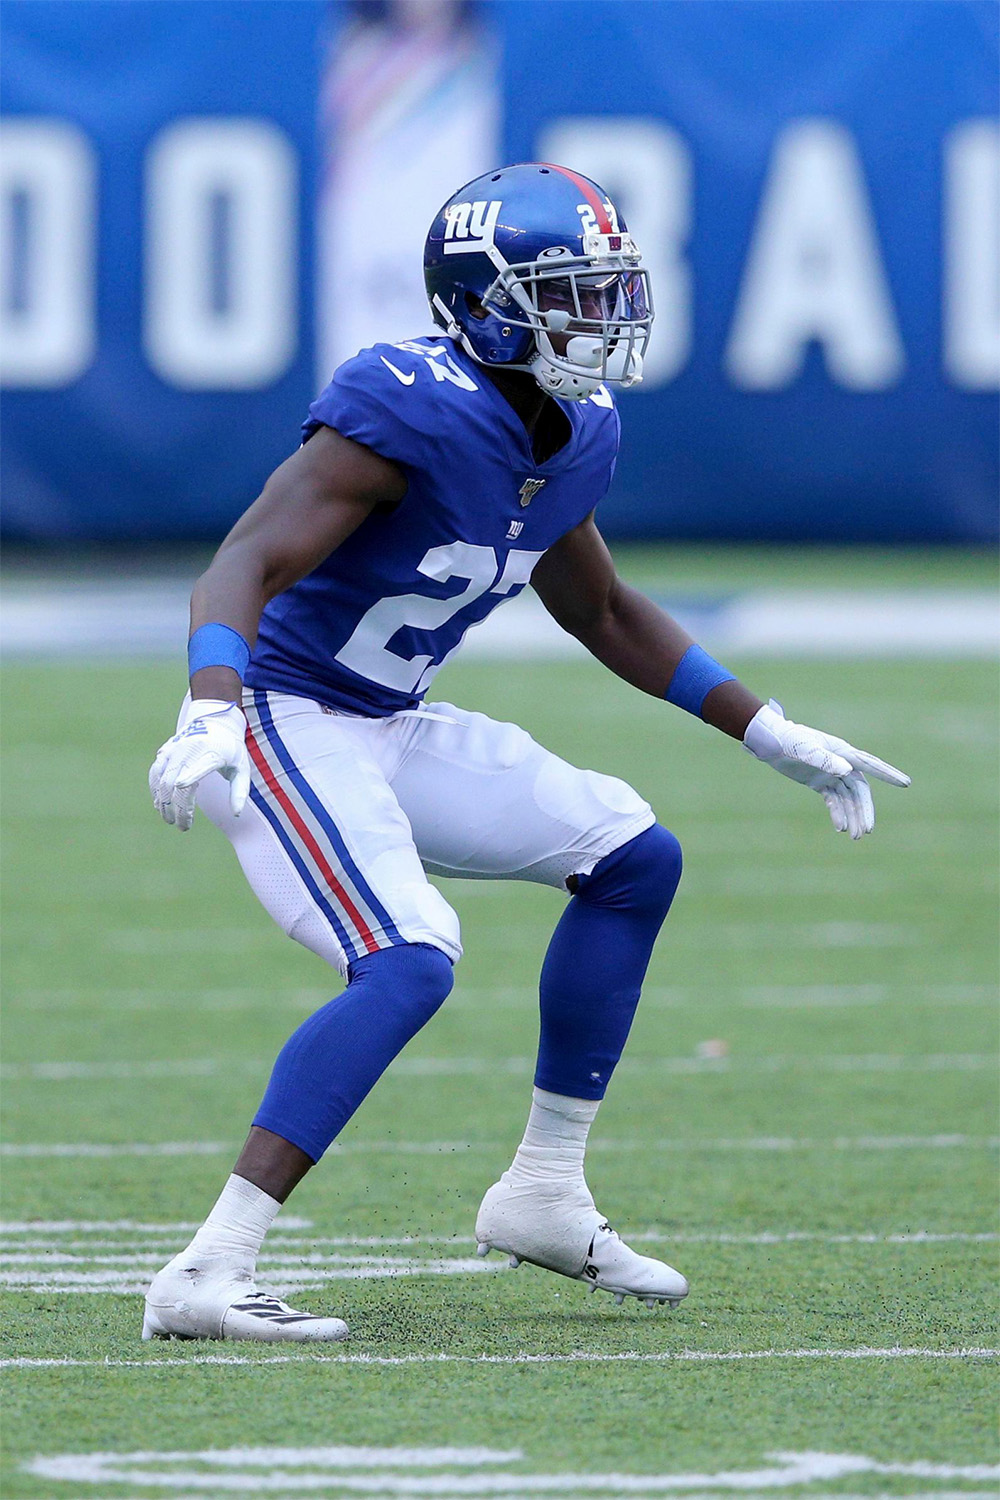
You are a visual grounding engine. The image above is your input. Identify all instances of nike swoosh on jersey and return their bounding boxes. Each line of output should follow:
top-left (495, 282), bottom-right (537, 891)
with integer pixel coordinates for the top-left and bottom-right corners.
top-left (380, 356), bottom-right (416, 385)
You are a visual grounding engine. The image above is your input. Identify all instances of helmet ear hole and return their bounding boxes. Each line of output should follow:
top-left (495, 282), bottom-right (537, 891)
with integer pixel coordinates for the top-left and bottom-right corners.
top-left (465, 291), bottom-right (488, 321)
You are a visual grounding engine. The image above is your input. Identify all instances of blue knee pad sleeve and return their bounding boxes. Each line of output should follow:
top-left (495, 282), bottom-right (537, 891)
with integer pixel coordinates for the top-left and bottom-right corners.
top-left (253, 942), bottom-right (454, 1162)
top-left (535, 824), bottom-right (682, 1100)
top-left (577, 822), bottom-right (683, 914)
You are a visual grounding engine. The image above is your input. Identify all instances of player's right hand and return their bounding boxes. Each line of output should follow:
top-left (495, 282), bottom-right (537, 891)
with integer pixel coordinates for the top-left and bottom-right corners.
top-left (149, 699), bottom-right (250, 832)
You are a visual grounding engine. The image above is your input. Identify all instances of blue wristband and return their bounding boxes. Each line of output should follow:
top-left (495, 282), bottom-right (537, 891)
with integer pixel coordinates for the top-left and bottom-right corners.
top-left (188, 622), bottom-right (251, 681)
top-left (664, 644), bottom-right (736, 719)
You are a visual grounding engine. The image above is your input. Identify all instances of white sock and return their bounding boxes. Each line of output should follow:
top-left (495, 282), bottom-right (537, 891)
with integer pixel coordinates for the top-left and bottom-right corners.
top-left (506, 1087), bottom-right (600, 1189)
top-left (182, 1174), bottom-right (281, 1268)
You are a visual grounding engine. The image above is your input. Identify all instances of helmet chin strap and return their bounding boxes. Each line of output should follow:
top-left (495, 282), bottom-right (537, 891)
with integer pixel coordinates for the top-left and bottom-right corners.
top-left (528, 351), bottom-right (604, 401)
top-left (529, 333), bottom-right (645, 401)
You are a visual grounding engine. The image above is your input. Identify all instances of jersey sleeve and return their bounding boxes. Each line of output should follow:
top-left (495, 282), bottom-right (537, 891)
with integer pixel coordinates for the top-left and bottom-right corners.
top-left (606, 403), bottom-right (622, 494)
top-left (588, 396), bottom-right (621, 509)
top-left (302, 345), bottom-right (436, 471)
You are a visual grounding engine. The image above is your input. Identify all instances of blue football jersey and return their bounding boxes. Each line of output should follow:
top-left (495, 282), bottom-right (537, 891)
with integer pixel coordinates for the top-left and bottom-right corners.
top-left (246, 336), bottom-right (620, 716)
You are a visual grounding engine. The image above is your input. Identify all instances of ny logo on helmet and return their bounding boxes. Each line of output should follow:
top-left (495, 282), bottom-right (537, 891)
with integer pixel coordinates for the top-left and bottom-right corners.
top-left (443, 200), bottom-right (502, 255)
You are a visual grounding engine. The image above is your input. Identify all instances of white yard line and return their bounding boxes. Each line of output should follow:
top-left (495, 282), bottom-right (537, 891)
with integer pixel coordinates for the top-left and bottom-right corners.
top-left (3, 1229), bottom-right (993, 1295)
top-left (3, 582), bottom-right (997, 656)
top-left (1, 1053), bottom-right (993, 1082)
top-left (0, 1219), bottom-right (313, 1234)
top-left (10, 1493), bottom-right (996, 1500)
top-left (728, 983), bottom-right (998, 1010)
top-left (2, 1229), bottom-right (994, 1249)
top-left (9, 1493), bottom-right (998, 1500)
top-left (0, 1142), bottom-right (234, 1157)
top-left (3, 987), bottom-right (336, 1012)
top-left (7, 982), bottom-right (995, 1012)
top-left (0, 1253), bottom-right (492, 1266)
top-left (4, 1134), bottom-right (997, 1159)
top-left (7, 1235), bottom-right (994, 1264)
top-left (4, 1347), bottom-right (998, 1370)
top-left (0, 1257), bottom-right (501, 1293)
top-left (19, 1444), bottom-right (1000, 1499)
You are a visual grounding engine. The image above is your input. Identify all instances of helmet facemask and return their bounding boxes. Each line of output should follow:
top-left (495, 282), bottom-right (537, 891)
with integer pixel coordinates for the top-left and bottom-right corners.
top-left (481, 237), bottom-right (653, 401)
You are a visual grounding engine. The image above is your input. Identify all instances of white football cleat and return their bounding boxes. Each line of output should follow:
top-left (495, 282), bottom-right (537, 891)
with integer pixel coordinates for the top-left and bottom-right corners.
top-left (142, 1252), bottom-right (348, 1343)
top-left (475, 1175), bottom-right (689, 1308)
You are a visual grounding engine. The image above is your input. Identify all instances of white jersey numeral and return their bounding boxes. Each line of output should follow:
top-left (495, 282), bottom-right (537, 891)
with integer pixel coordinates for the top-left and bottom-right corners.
top-left (394, 341), bottom-right (478, 391)
top-left (335, 541), bottom-right (544, 694)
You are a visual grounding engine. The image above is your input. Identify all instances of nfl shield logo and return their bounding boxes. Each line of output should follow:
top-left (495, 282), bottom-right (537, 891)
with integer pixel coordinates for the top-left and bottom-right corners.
top-left (518, 478), bottom-right (546, 508)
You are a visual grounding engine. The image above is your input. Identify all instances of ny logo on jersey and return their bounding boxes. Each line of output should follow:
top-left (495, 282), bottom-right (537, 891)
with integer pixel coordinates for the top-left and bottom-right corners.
top-left (506, 519), bottom-right (524, 539)
top-left (518, 478), bottom-right (546, 508)
top-left (443, 200), bottom-right (502, 255)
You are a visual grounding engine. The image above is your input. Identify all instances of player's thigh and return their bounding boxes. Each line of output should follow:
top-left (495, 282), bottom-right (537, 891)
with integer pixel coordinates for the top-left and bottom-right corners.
top-left (390, 703), bottom-right (654, 888)
top-left (196, 692), bottom-right (461, 976)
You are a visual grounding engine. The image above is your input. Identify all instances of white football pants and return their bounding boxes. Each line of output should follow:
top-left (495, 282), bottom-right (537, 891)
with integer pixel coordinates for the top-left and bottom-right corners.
top-left (195, 690), bottom-right (654, 977)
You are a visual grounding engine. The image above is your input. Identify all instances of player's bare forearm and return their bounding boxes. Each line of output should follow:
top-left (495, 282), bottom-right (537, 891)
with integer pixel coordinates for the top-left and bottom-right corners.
top-left (188, 426), bottom-right (406, 700)
top-left (532, 514), bottom-right (762, 740)
top-left (558, 577), bottom-right (761, 739)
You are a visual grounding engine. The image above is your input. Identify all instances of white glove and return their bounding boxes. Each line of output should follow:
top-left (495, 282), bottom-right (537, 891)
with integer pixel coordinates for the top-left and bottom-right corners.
top-left (744, 699), bottom-right (910, 840)
top-left (149, 699), bottom-right (250, 832)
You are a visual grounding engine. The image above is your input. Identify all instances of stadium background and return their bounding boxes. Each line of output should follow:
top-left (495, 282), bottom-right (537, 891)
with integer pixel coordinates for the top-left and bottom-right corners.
top-left (1, 3), bottom-right (997, 1498)
top-left (2, 0), bottom-right (997, 543)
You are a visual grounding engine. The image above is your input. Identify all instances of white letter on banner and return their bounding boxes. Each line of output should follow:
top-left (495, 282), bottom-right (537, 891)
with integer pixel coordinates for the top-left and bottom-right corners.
top-left (725, 120), bottom-right (904, 390)
top-left (0, 119), bottom-right (96, 387)
top-left (536, 117), bottom-right (691, 386)
top-left (944, 119), bottom-right (1000, 390)
top-left (145, 119), bottom-right (297, 389)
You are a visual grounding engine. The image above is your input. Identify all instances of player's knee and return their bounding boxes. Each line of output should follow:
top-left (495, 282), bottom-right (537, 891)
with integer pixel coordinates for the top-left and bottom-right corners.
top-left (398, 881), bottom-right (463, 965)
top-left (579, 823), bottom-right (682, 918)
top-left (398, 942), bottom-right (455, 1017)
top-left (636, 823), bottom-right (683, 913)
top-left (348, 942), bottom-right (455, 1025)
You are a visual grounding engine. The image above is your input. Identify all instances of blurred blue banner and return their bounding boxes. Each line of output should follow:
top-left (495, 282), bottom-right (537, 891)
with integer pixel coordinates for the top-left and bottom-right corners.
top-left (1, 0), bottom-right (323, 541)
top-left (2, 0), bottom-right (997, 543)
top-left (503, 0), bottom-right (999, 542)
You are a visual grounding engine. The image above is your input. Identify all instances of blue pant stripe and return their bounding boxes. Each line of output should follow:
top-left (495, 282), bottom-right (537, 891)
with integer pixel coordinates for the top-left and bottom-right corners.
top-left (248, 784), bottom-right (361, 962)
top-left (252, 691), bottom-right (405, 947)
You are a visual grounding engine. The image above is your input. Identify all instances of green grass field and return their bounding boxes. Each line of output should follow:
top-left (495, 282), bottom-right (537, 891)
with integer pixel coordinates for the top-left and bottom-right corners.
top-left (2, 566), bottom-right (998, 1496)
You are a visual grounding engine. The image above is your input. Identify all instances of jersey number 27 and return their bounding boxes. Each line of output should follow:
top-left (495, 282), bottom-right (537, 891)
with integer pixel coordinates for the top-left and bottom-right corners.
top-left (335, 541), bottom-right (544, 695)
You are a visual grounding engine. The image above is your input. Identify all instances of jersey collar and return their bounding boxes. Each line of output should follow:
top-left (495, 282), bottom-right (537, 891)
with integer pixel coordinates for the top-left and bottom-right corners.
top-left (449, 340), bottom-right (587, 477)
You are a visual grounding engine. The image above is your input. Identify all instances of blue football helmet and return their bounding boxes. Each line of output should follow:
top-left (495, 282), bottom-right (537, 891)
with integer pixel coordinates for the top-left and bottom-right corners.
top-left (424, 162), bottom-right (653, 401)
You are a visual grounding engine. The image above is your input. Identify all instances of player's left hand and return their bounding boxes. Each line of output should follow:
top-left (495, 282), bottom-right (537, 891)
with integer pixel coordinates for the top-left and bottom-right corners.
top-left (743, 699), bottom-right (910, 839)
top-left (149, 699), bottom-right (250, 832)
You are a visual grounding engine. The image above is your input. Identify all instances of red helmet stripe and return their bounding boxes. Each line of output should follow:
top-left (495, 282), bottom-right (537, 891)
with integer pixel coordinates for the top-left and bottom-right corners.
top-left (542, 163), bottom-right (613, 233)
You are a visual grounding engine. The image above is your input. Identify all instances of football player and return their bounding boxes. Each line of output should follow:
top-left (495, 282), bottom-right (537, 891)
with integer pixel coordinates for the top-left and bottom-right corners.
top-left (145, 163), bottom-right (909, 1342)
